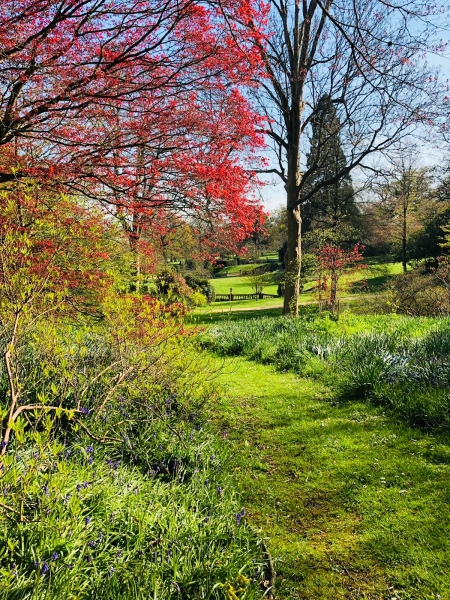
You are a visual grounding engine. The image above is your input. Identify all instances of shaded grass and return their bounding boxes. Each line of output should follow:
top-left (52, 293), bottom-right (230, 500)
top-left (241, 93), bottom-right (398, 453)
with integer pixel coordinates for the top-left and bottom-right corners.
top-left (189, 303), bottom-right (322, 325)
top-left (214, 263), bottom-right (262, 274)
top-left (210, 355), bottom-right (450, 599)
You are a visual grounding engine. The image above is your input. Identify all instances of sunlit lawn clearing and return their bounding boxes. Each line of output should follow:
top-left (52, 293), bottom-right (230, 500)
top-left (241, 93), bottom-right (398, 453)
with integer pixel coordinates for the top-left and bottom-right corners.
top-left (210, 355), bottom-right (450, 599)
top-left (208, 262), bottom-right (402, 297)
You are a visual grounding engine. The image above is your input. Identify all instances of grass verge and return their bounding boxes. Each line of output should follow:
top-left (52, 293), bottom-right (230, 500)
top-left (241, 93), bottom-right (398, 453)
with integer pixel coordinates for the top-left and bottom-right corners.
top-left (210, 355), bottom-right (450, 600)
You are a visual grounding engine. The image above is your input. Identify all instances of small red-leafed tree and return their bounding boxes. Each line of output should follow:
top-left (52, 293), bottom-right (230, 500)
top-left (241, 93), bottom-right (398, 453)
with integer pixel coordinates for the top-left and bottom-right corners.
top-left (316, 243), bottom-right (366, 314)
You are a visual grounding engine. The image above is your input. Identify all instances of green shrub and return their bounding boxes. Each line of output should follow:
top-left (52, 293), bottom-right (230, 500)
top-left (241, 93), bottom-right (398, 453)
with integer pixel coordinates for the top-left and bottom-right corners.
top-left (184, 275), bottom-right (215, 303)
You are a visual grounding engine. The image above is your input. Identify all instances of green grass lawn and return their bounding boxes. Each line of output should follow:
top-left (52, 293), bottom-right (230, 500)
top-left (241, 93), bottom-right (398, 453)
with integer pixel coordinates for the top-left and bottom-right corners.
top-left (210, 355), bottom-right (450, 600)
top-left (191, 261), bottom-right (402, 325)
top-left (210, 275), bottom-right (281, 295)
top-left (210, 262), bottom-right (403, 297)
top-left (210, 275), bottom-right (317, 297)
top-left (214, 263), bottom-right (262, 274)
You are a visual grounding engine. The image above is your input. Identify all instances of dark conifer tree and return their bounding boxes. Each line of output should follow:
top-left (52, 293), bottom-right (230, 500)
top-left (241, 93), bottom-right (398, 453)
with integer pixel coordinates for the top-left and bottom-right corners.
top-left (302, 95), bottom-right (359, 242)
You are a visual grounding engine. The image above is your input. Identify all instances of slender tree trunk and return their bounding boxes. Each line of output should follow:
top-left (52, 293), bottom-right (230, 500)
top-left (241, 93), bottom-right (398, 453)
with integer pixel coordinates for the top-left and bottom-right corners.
top-left (135, 251), bottom-right (141, 293)
top-left (282, 88), bottom-right (303, 316)
top-left (283, 205), bottom-right (302, 316)
top-left (402, 200), bottom-right (407, 273)
top-left (330, 268), bottom-right (337, 313)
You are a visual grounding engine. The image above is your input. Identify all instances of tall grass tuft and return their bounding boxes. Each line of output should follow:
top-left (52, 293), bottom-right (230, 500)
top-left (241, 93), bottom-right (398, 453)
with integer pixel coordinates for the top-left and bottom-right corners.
top-left (200, 314), bottom-right (450, 432)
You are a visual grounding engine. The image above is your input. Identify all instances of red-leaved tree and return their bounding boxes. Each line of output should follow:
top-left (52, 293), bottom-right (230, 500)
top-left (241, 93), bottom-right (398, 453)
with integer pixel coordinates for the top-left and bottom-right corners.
top-left (316, 243), bottom-right (367, 313)
top-left (0, 0), bottom-right (269, 255)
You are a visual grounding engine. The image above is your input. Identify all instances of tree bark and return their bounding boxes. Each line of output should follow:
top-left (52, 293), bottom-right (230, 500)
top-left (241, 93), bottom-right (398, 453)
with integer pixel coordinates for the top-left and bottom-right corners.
top-left (330, 269), bottom-right (338, 313)
top-left (402, 200), bottom-right (408, 273)
top-left (283, 205), bottom-right (302, 316)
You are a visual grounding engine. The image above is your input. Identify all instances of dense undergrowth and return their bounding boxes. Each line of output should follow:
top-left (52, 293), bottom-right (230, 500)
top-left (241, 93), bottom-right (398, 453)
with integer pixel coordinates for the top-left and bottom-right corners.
top-left (0, 306), bottom-right (266, 600)
top-left (199, 313), bottom-right (450, 432)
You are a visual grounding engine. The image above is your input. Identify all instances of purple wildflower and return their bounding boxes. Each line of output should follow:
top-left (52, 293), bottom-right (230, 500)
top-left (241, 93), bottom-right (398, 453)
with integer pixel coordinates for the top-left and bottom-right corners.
top-left (235, 508), bottom-right (246, 526)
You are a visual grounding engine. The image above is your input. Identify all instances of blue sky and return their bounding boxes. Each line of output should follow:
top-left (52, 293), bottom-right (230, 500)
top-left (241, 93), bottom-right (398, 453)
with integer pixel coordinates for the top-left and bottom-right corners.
top-left (260, 47), bottom-right (450, 213)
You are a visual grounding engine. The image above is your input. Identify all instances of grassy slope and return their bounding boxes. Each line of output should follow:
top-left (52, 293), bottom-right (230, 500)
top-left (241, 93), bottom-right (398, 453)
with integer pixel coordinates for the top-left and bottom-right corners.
top-left (190, 262), bottom-right (402, 324)
top-left (210, 276), bottom-right (281, 296)
top-left (207, 262), bottom-right (402, 303)
top-left (210, 355), bottom-right (450, 600)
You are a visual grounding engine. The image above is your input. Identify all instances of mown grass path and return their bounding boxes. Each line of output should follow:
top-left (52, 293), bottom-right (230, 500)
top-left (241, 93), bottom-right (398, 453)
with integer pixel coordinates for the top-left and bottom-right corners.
top-left (210, 355), bottom-right (450, 600)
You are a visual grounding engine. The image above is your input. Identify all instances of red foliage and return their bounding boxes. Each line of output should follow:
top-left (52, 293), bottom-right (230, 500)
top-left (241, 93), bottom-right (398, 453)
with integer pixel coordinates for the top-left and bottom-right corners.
top-left (0, 0), bottom-right (270, 252)
top-left (316, 243), bottom-right (367, 311)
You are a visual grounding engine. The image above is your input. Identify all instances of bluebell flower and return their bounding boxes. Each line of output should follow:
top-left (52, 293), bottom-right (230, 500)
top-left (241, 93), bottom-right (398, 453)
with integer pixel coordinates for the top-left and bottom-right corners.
top-left (85, 516), bottom-right (91, 525)
top-left (41, 562), bottom-right (49, 575)
top-left (51, 553), bottom-right (59, 561)
top-left (235, 508), bottom-right (246, 526)
top-left (108, 567), bottom-right (115, 578)
top-left (88, 540), bottom-right (96, 548)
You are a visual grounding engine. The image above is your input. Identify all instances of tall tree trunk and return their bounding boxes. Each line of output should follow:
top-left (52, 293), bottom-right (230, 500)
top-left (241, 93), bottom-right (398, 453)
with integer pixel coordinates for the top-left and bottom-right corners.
top-left (402, 200), bottom-right (407, 273)
top-left (283, 205), bottom-right (302, 316)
